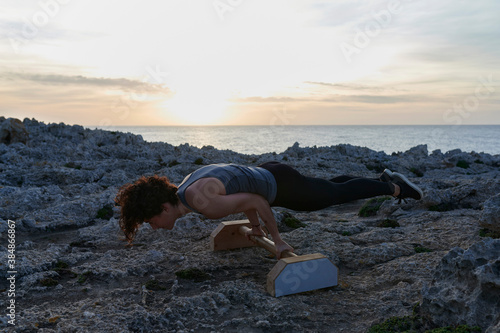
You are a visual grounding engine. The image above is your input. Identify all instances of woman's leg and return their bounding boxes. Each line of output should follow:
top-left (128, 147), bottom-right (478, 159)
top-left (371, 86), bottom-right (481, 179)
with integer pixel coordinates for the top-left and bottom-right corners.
top-left (329, 175), bottom-right (380, 183)
top-left (259, 162), bottom-right (394, 211)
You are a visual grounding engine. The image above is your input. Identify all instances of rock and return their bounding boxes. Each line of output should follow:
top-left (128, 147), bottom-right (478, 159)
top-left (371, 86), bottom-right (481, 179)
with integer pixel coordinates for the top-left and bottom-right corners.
top-left (480, 193), bottom-right (500, 232)
top-left (486, 319), bottom-right (500, 333)
top-left (0, 218), bottom-right (8, 234)
top-left (421, 178), bottom-right (500, 211)
top-left (421, 239), bottom-right (500, 331)
top-left (430, 149), bottom-right (443, 157)
top-left (1, 118), bottom-right (500, 332)
top-left (404, 144), bottom-right (428, 159)
top-left (0, 117), bottom-right (29, 144)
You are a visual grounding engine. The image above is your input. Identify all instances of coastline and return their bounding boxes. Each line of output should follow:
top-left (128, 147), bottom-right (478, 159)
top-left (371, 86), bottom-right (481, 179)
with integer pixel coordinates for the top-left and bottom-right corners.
top-left (1, 117), bottom-right (499, 332)
top-left (93, 124), bottom-right (500, 156)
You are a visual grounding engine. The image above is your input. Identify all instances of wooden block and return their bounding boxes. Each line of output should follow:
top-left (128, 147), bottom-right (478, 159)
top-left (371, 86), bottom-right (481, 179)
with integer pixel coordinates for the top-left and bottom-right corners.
top-left (210, 220), bottom-right (257, 251)
top-left (267, 253), bottom-right (338, 297)
top-left (210, 220), bottom-right (339, 297)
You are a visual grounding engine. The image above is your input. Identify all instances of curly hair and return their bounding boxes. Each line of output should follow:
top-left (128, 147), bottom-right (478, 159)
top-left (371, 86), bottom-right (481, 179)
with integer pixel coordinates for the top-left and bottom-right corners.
top-left (115, 175), bottom-right (179, 243)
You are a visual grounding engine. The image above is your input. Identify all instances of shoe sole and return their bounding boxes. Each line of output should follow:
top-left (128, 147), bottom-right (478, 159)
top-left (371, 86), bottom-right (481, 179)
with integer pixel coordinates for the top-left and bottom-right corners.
top-left (380, 169), bottom-right (393, 182)
top-left (392, 172), bottom-right (424, 200)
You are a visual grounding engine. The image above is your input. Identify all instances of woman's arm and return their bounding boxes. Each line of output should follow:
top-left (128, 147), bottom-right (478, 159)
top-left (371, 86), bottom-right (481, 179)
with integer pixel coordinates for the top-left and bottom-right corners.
top-left (191, 192), bottom-right (294, 258)
top-left (244, 209), bottom-right (267, 238)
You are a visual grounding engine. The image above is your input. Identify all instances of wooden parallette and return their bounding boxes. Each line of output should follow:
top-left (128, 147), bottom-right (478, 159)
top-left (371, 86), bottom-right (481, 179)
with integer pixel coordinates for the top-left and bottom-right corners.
top-left (210, 220), bottom-right (339, 297)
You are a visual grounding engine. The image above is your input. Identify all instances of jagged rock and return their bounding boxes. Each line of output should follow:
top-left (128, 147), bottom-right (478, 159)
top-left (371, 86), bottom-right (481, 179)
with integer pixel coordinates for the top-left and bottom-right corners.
top-left (420, 178), bottom-right (500, 212)
top-left (0, 117), bottom-right (28, 144)
top-left (404, 144), bottom-right (428, 159)
top-left (1, 118), bottom-right (500, 332)
top-left (421, 239), bottom-right (500, 330)
top-left (480, 193), bottom-right (500, 232)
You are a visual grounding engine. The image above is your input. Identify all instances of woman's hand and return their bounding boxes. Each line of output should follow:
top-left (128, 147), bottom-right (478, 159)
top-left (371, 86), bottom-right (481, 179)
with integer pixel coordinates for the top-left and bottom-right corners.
top-left (275, 240), bottom-right (294, 259)
top-left (245, 225), bottom-right (267, 240)
top-left (245, 226), bottom-right (294, 259)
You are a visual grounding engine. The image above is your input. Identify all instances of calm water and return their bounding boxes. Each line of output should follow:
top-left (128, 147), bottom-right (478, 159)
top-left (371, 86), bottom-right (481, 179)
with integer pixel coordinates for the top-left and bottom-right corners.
top-left (95, 125), bottom-right (500, 155)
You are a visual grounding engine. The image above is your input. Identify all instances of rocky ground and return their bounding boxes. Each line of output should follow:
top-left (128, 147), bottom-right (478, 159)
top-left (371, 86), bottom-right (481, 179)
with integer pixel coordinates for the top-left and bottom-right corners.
top-left (0, 117), bottom-right (499, 332)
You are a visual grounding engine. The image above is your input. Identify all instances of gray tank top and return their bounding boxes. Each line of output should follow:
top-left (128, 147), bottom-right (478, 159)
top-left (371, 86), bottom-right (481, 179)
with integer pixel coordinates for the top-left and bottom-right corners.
top-left (176, 164), bottom-right (277, 213)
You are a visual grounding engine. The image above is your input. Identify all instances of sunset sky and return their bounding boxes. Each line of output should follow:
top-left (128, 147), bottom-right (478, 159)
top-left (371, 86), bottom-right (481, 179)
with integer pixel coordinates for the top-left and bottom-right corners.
top-left (1, 0), bottom-right (499, 126)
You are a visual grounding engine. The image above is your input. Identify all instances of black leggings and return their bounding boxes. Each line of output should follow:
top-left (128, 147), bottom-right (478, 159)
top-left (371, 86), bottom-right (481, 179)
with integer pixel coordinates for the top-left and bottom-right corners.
top-left (258, 162), bottom-right (394, 211)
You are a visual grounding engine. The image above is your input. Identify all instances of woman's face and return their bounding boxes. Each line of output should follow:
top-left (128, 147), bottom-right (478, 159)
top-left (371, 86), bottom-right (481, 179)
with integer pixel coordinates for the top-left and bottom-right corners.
top-left (145, 203), bottom-right (176, 230)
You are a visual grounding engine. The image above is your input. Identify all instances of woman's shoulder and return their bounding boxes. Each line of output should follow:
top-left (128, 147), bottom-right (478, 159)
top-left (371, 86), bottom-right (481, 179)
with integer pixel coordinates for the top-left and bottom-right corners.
top-left (186, 177), bottom-right (226, 194)
top-left (183, 177), bottom-right (227, 211)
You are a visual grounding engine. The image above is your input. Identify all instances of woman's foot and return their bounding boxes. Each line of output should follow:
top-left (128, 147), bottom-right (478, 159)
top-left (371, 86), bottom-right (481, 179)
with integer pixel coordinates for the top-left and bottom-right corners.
top-left (379, 169), bottom-right (394, 182)
top-left (391, 172), bottom-right (423, 200)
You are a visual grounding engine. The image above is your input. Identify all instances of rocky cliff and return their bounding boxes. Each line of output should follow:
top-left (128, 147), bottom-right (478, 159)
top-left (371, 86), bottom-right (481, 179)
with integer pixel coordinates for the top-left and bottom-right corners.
top-left (0, 117), bottom-right (499, 332)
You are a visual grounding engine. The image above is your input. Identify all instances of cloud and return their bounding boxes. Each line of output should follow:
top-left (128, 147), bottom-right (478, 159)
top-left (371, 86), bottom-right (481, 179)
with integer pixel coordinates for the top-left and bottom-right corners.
top-left (232, 93), bottom-right (439, 104)
top-left (339, 94), bottom-right (420, 104)
top-left (0, 70), bottom-right (173, 126)
top-left (305, 81), bottom-right (389, 92)
top-left (1, 72), bottom-right (171, 94)
top-left (2, 0), bottom-right (499, 125)
top-left (231, 96), bottom-right (308, 103)
top-left (0, 18), bottom-right (100, 46)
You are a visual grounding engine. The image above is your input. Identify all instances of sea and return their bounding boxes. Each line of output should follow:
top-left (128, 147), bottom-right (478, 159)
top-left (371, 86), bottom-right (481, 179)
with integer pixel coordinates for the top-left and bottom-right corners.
top-left (95, 125), bottom-right (500, 156)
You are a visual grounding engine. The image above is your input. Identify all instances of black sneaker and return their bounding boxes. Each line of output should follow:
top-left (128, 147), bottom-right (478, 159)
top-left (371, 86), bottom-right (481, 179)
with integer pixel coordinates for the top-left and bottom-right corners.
top-left (392, 172), bottom-right (423, 201)
top-left (379, 169), bottom-right (394, 182)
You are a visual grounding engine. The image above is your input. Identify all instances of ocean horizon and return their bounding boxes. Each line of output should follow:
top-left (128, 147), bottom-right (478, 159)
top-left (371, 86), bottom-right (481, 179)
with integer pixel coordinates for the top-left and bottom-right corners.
top-left (93, 125), bottom-right (500, 156)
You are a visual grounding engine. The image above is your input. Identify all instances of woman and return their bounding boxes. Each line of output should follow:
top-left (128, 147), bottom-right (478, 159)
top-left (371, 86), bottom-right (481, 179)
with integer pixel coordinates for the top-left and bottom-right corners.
top-left (115, 162), bottom-right (423, 258)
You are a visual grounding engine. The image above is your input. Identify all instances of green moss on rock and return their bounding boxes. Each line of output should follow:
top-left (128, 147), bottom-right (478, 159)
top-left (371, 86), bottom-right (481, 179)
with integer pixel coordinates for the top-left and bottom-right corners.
top-left (427, 325), bottom-right (482, 333)
top-left (428, 202), bottom-right (456, 212)
top-left (415, 246), bottom-right (433, 253)
top-left (479, 228), bottom-right (500, 239)
top-left (378, 219), bottom-right (400, 228)
top-left (40, 278), bottom-right (59, 287)
top-left (280, 212), bottom-right (306, 229)
top-left (368, 315), bottom-right (414, 332)
top-left (96, 204), bottom-right (114, 220)
top-left (359, 197), bottom-right (391, 217)
top-left (77, 271), bottom-right (92, 284)
top-left (54, 260), bottom-right (69, 270)
top-left (144, 279), bottom-right (167, 291)
top-left (368, 303), bottom-right (481, 333)
top-left (175, 268), bottom-right (210, 282)
top-left (284, 217), bottom-right (306, 229)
